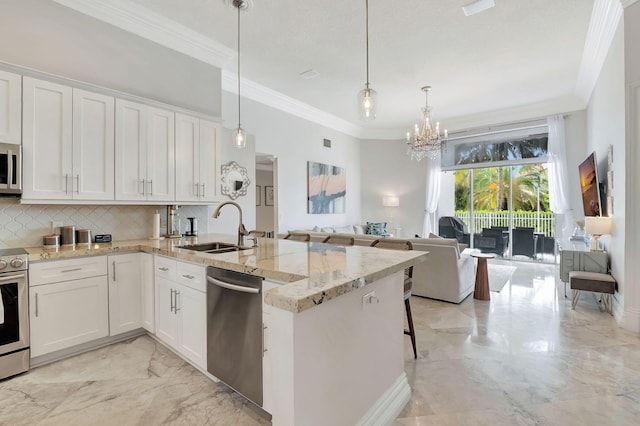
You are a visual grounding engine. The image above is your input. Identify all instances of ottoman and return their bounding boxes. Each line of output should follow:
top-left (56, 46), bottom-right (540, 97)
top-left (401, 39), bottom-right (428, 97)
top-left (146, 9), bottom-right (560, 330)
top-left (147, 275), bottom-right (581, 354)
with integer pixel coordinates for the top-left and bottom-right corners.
top-left (569, 271), bottom-right (616, 314)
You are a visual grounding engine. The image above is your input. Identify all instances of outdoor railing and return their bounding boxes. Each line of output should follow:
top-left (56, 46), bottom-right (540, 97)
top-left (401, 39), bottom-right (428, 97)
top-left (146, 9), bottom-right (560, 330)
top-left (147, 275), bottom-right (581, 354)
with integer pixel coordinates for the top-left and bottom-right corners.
top-left (455, 211), bottom-right (555, 236)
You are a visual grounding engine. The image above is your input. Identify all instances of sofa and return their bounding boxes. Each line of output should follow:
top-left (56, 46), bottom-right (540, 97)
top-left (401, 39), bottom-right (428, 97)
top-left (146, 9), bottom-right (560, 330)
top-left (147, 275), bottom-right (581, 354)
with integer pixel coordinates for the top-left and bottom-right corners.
top-left (280, 229), bottom-right (476, 304)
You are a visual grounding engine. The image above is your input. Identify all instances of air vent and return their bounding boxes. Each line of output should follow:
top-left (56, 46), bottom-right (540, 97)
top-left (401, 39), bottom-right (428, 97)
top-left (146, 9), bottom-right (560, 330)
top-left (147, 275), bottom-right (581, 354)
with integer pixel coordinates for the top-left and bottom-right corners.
top-left (323, 138), bottom-right (331, 148)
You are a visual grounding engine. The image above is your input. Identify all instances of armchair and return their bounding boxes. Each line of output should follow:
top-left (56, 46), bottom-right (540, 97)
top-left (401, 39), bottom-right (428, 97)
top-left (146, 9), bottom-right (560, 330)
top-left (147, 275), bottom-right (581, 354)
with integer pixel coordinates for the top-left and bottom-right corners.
top-left (512, 227), bottom-right (535, 258)
top-left (475, 228), bottom-right (508, 256)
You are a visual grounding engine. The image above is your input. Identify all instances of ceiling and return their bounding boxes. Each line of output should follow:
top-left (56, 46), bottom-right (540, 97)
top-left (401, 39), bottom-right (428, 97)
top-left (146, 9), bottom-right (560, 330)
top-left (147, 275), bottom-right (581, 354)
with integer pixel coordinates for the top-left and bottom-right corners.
top-left (57, 0), bottom-right (598, 137)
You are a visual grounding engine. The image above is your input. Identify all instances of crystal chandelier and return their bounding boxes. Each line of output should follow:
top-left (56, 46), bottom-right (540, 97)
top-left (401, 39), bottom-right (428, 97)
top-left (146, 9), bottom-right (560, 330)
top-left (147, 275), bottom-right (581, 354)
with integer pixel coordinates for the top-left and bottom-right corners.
top-left (406, 86), bottom-right (448, 161)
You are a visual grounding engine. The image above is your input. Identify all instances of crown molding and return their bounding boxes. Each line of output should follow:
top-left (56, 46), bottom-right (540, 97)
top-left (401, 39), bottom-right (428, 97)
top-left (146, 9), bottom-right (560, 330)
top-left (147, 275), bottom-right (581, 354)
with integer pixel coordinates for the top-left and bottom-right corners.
top-left (221, 70), bottom-right (364, 138)
top-left (52, 0), bottom-right (235, 68)
top-left (575, 0), bottom-right (623, 101)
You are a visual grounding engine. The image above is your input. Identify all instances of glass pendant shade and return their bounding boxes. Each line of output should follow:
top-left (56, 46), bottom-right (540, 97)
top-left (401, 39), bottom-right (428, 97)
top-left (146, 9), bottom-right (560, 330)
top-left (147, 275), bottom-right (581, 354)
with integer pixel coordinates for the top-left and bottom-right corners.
top-left (234, 127), bottom-right (246, 149)
top-left (358, 86), bottom-right (377, 120)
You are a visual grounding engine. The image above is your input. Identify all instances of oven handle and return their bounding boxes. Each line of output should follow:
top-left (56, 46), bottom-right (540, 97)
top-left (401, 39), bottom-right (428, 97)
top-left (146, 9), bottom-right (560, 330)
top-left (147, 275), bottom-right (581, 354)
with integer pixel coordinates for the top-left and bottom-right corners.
top-left (0, 273), bottom-right (26, 282)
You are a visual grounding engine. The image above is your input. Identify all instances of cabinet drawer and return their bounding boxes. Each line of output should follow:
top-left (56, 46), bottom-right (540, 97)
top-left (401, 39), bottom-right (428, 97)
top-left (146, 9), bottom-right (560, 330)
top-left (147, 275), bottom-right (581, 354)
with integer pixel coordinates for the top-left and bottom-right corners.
top-left (176, 261), bottom-right (206, 292)
top-left (30, 257), bottom-right (107, 286)
top-left (155, 256), bottom-right (176, 281)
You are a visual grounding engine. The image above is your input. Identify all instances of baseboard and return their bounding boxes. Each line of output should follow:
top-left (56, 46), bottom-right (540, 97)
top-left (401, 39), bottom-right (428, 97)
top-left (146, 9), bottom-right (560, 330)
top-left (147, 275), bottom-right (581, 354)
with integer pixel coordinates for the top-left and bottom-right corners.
top-left (615, 305), bottom-right (640, 333)
top-left (356, 373), bottom-right (411, 426)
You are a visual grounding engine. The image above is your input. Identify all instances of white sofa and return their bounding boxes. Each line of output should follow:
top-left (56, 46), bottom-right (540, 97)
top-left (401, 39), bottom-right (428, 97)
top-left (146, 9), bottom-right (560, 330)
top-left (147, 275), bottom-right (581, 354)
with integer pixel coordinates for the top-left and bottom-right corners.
top-left (280, 230), bottom-right (476, 304)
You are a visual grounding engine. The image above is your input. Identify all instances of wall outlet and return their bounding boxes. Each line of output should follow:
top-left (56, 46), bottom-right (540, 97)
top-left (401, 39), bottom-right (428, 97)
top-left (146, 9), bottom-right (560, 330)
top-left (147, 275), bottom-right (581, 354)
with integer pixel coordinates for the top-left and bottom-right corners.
top-left (51, 221), bottom-right (63, 234)
top-left (362, 291), bottom-right (379, 309)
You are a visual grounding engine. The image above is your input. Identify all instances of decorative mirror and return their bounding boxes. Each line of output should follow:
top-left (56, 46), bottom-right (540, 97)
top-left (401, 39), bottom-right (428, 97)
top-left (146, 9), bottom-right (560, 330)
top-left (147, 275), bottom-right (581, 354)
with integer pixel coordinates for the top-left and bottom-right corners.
top-left (221, 161), bottom-right (251, 200)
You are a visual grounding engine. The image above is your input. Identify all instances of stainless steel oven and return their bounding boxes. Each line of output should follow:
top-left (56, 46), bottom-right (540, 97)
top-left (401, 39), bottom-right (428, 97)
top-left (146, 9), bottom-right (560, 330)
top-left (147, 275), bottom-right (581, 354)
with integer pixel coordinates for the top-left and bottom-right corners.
top-left (0, 142), bottom-right (22, 195)
top-left (0, 248), bottom-right (29, 380)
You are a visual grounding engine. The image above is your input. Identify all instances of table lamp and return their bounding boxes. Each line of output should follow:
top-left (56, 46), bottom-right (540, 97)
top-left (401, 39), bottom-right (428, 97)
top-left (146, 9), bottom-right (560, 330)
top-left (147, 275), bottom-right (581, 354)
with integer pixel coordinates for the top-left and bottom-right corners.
top-left (584, 216), bottom-right (611, 251)
top-left (382, 195), bottom-right (399, 231)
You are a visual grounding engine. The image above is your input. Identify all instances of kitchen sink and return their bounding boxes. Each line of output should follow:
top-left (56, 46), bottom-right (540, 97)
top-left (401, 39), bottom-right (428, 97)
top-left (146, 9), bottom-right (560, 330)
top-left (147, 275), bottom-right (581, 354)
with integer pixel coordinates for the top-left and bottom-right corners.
top-left (178, 242), bottom-right (248, 254)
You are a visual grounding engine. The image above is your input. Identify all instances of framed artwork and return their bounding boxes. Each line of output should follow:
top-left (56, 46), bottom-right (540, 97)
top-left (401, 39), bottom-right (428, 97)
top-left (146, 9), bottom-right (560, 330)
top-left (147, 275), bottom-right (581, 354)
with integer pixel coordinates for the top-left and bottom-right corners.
top-left (256, 185), bottom-right (261, 206)
top-left (307, 161), bottom-right (346, 214)
top-left (265, 186), bottom-right (274, 206)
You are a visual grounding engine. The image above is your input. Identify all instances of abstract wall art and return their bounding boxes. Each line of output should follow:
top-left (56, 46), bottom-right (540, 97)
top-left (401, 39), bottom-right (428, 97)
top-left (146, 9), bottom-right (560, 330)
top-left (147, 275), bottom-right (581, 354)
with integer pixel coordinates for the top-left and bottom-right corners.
top-left (307, 161), bottom-right (346, 214)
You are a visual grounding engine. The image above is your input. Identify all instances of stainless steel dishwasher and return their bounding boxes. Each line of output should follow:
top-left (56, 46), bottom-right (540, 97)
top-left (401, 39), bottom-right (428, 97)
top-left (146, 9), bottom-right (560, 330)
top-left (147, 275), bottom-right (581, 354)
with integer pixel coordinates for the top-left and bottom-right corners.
top-left (206, 267), bottom-right (264, 407)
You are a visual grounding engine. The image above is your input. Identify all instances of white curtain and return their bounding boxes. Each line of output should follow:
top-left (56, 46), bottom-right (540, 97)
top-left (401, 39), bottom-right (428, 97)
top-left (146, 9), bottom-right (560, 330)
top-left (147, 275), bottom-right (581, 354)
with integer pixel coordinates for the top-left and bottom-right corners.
top-left (547, 115), bottom-right (574, 242)
top-left (422, 156), bottom-right (441, 236)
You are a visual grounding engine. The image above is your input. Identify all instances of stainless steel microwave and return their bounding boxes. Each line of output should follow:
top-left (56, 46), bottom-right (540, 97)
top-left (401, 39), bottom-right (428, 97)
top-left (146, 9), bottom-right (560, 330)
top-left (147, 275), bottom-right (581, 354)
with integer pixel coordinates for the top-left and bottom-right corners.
top-left (0, 142), bottom-right (21, 195)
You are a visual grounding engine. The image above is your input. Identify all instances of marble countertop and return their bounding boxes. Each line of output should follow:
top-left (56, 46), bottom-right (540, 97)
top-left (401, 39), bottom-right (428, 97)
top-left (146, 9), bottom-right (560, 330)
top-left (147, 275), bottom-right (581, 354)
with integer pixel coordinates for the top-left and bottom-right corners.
top-left (26, 234), bottom-right (427, 313)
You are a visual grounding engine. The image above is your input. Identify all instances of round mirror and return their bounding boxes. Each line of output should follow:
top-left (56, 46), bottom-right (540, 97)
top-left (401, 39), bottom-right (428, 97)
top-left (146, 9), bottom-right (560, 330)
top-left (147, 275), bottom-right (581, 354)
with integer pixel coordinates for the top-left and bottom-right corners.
top-left (221, 161), bottom-right (250, 200)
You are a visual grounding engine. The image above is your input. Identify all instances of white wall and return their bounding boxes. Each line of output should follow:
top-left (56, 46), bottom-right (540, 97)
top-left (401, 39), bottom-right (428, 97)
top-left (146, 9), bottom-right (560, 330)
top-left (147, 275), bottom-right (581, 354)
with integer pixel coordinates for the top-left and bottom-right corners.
top-left (0, 0), bottom-right (221, 117)
top-left (221, 91), bottom-right (362, 233)
top-left (360, 140), bottom-right (428, 238)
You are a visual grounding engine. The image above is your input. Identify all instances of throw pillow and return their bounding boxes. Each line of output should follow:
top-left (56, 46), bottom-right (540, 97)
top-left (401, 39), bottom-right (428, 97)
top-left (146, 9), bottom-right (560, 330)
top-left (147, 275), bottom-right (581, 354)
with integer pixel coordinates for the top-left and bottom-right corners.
top-left (321, 227), bottom-right (335, 233)
top-left (334, 225), bottom-right (354, 234)
top-left (353, 225), bottom-right (365, 235)
top-left (366, 222), bottom-right (388, 236)
top-left (428, 232), bottom-right (443, 239)
top-left (312, 225), bottom-right (321, 232)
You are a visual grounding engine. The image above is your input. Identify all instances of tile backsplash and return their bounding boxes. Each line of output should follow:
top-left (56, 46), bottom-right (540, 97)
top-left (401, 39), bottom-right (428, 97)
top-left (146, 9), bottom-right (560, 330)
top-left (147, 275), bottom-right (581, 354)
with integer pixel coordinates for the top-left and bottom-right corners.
top-left (0, 199), bottom-right (209, 249)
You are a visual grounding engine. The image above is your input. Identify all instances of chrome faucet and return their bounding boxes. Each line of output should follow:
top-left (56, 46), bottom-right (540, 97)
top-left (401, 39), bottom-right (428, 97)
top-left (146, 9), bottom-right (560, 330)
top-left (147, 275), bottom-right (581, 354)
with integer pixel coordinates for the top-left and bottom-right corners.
top-left (212, 201), bottom-right (250, 247)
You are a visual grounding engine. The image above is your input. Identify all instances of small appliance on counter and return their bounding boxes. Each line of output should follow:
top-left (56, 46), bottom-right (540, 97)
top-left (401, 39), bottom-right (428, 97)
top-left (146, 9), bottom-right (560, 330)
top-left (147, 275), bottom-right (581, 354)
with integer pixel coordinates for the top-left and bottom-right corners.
top-left (165, 205), bottom-right (182, 238)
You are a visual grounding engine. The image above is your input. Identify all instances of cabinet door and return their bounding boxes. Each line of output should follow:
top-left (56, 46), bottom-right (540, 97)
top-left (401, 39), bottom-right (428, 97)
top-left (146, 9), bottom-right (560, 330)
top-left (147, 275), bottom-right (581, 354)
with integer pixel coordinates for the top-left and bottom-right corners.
top-left (22, 77), bottom-right (73, 200)
top-left (147, 107), bottom-right (175, 202)
top-left (115, 99), bottom-right (147, 201)
top-left (0, 70), bottom-right (21, 144)
top-left (199, 119), bottom-right (219, 202)
top-left (175, 113), bottom-right (200, 202)
top-left (72, 89), bottom-right (115, 200)
top-left (140, 252), bottom-right (155, 333)
top-left (155, 276), bottom-right (178, 349)
top-left (29, 276), bottom-right (109, 357)
top-left (108, 253), bottom-right (142, 336)
top-left (176, 283), bottom-right (207, 369)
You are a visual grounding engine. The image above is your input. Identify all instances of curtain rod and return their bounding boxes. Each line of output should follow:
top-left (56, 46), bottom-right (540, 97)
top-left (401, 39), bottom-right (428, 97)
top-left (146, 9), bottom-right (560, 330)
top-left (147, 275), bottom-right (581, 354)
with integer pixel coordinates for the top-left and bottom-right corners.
top-left (446, 115), bottom-right (568, 142)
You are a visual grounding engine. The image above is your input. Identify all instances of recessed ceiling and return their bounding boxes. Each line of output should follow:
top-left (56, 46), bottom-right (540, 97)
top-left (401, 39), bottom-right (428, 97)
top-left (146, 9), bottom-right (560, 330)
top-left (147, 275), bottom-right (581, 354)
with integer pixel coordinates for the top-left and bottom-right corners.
top-left (73, 0), bottom-right (597, 134)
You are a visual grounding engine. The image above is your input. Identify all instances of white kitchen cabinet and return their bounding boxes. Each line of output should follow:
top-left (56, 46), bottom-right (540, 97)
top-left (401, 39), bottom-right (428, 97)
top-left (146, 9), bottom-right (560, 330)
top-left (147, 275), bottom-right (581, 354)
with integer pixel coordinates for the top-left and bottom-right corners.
top-left (154, 256), bottom-right (207, 369)
top-left (23, 78), bottom-right (115, 201)
top-left (0, 70), bottom-right (21, 144)
top-left (72, 89), bottom-right (115, 200)
top-left (140, 252), bottom-right (155, 333)
top-left (175, 113), bottom-right (219, 203)
top-left (115, 99), bottom-right (174, 202)
top-left (108, 253), bottom-right (143, 336)
top-left (22, 77), bottom-right (73, 199)
top-left (29, 258), bottom-right (109, 358)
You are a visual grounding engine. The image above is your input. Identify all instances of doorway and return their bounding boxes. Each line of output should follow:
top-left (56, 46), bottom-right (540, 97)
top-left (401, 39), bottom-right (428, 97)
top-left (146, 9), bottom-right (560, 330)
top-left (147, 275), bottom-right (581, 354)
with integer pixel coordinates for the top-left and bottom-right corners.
top-left (255, 153), bottom-right (277, 236)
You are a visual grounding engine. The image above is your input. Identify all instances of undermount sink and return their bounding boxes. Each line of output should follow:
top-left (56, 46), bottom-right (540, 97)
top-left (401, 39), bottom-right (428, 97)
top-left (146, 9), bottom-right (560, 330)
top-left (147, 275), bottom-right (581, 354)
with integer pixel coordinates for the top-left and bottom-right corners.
top-left (178, 242), bottom-right (247, 254)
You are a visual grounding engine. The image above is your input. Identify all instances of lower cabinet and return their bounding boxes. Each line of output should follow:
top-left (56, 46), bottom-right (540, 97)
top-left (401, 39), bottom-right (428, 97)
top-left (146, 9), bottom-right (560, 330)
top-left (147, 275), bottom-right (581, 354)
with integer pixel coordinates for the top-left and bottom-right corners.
top-left (154, 256), bottom-right (207, 369)
top-left (30, 266), bottom-right (109, 358)
top-left (108, 253), bottom-right (144, 336)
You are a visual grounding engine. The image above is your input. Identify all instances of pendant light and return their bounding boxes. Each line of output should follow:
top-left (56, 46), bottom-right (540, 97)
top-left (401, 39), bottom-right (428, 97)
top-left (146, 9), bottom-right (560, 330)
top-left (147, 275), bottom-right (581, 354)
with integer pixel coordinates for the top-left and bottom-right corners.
top-left (358, 0), bottom-right (377, 120)
top-left (233, 0), bottom-right (246, 149)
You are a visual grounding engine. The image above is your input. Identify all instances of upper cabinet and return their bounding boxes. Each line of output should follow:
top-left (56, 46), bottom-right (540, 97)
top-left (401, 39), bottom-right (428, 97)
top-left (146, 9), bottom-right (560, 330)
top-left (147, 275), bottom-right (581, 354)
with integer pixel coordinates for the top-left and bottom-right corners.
top-left (115, 99), bottom-right (175, 202)
top-left (0, 70), bottom-right (21, 144)
top-left (175, 113), bottom-right (219, 203)
top-left (22, 78), bottom-right (114, 201)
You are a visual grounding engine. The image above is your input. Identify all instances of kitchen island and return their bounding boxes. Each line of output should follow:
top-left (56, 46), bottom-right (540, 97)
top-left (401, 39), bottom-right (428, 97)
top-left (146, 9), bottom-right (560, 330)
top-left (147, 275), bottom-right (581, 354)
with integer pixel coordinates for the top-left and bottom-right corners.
top-left (27, 234), bottom-right (428, 425)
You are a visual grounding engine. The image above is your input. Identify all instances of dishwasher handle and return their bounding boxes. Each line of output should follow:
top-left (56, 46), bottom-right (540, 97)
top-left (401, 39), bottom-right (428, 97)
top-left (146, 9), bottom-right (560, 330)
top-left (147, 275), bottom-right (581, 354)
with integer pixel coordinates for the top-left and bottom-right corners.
top-left (207, 276), bottom-right (260, 294)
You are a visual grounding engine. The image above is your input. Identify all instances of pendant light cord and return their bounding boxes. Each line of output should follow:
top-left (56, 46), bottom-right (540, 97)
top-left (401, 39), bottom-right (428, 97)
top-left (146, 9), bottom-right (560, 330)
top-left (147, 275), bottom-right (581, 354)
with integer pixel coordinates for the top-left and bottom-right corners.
top-left (365, 0), bottom-right (370, 88)
top-left (237, 2), bottom-right (241, 128)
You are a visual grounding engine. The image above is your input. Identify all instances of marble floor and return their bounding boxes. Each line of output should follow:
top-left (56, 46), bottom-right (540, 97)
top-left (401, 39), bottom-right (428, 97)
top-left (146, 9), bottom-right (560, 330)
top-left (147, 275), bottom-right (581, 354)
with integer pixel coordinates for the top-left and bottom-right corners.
top-left (1, 260), bottom-right (639, 425)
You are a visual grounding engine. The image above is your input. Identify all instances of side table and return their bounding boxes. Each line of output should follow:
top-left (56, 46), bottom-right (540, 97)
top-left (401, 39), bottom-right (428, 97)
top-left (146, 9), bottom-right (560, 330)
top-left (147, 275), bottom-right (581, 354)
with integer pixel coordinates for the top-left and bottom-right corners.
top-left (472, 253), bottom-right (495, 301)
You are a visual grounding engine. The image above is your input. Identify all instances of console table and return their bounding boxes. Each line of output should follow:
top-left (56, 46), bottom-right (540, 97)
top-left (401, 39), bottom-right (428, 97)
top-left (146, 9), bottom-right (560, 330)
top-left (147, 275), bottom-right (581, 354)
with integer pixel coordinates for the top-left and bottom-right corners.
top-left (559, 247), bottom-right (608, 297)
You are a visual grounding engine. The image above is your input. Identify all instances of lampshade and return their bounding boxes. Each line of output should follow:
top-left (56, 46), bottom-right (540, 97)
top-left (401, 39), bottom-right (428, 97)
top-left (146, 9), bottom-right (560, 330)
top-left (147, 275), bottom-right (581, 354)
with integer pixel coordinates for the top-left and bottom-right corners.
top-left (382, 196), bottom-right (399, 207)
top-left (584, 216), bottom-right (612, 236)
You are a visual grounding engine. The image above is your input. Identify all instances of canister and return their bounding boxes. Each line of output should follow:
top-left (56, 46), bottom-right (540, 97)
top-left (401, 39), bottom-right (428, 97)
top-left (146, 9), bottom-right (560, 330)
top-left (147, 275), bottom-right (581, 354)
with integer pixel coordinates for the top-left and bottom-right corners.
top-left (76, 229), bottom-right (91, 245)
top-left (43, 234), bottom-right (60, 248)
top-left (60, 226), bottom-right (76, 246)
